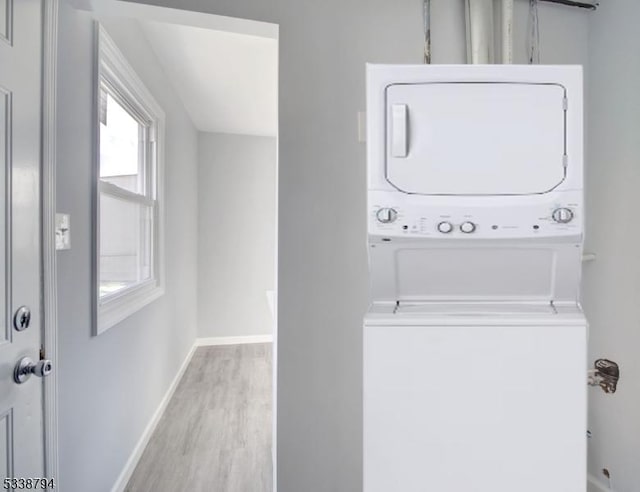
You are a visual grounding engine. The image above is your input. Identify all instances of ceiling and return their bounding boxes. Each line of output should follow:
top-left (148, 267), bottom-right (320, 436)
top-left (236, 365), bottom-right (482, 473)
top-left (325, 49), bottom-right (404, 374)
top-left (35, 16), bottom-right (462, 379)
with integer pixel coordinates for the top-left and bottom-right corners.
top-left (140, 20), bottom-right (278, 137)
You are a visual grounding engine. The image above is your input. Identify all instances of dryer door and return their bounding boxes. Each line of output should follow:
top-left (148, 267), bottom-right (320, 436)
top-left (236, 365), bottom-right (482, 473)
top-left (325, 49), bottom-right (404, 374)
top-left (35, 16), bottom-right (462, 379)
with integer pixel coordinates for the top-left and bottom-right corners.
top-left (385, 82), bottom-right (567, 195)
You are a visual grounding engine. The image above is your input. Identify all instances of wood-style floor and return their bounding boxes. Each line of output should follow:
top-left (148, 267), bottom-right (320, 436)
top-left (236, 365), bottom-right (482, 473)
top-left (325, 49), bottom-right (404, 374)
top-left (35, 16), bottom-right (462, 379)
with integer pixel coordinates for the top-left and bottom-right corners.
top-left (125, 344), bottom-right (273, 492)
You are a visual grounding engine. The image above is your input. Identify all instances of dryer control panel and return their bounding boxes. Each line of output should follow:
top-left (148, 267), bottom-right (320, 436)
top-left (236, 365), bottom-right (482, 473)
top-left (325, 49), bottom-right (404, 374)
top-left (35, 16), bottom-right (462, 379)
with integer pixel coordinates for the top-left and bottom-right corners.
top-left (368, 190), bottom-right (582, 239)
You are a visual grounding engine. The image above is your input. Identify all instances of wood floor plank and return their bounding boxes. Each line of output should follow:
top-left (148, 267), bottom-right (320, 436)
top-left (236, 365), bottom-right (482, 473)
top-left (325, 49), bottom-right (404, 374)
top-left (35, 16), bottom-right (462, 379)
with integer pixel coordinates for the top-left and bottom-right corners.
top-left (125, 344), bottom-right (273, 492)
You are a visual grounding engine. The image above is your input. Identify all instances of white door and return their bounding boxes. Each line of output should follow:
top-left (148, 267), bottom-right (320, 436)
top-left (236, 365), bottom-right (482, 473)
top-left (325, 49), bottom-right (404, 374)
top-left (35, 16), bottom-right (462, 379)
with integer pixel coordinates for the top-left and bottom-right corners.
top-left (385, 82), bottom-right (567, 195)
top-left (0, 0), bottom-right (46, 483)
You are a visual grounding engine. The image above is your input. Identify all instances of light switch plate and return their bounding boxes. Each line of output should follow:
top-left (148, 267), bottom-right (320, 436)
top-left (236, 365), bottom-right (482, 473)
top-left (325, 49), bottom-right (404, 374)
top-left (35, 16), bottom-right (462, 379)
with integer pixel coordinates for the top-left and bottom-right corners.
top-left (55, 213), bottom-right (71, 250)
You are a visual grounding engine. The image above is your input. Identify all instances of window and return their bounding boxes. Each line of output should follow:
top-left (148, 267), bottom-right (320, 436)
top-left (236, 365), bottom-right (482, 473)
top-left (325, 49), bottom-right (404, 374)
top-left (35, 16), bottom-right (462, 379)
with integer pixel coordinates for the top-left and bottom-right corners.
top-left (94, 25), bottom-right (165, 334)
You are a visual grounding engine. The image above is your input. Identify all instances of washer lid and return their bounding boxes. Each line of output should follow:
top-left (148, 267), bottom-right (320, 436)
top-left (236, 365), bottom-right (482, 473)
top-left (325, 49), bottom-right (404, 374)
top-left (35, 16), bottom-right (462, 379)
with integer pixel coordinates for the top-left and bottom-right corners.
top-left (385, 82), bottom-right (567, 195)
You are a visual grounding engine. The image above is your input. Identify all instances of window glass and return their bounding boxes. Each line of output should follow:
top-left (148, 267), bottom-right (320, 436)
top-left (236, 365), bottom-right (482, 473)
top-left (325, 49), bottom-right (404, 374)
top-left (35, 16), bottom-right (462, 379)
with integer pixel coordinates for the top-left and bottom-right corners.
top-left (99, 194), bottom-right (153, 298)
top-left (95, 25), bottom-right (164, 333)
top-left (99, 90), bottom-right (145, 194)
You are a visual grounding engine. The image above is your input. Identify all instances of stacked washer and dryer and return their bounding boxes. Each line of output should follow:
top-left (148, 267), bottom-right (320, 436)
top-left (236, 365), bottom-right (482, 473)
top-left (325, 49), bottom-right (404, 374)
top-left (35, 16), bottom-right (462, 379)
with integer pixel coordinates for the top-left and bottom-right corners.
top-left (363, 65), bottom-right (587, 491)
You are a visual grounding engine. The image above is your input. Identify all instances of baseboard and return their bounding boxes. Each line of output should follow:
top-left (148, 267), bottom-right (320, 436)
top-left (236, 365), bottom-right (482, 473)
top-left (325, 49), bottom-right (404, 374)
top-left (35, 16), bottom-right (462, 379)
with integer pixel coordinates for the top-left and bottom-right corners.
top-left (196, 334), bottom-right (273, 346)
top-left (588, 474), bottom-right (612, 492)
top-left (110, 343), bottom-right (197, 492)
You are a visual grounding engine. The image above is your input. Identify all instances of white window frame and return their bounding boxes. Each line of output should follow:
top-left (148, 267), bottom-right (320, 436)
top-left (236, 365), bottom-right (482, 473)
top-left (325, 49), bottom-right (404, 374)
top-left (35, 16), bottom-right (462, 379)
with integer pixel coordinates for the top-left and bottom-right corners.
top-left (92, 24), bottom-right (165, 335)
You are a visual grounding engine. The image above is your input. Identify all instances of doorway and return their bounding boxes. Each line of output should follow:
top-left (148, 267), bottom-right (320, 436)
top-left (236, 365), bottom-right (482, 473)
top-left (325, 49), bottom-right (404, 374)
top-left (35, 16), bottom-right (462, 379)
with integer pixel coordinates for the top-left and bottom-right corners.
top-left (54, 2), bottom-right (278, 491)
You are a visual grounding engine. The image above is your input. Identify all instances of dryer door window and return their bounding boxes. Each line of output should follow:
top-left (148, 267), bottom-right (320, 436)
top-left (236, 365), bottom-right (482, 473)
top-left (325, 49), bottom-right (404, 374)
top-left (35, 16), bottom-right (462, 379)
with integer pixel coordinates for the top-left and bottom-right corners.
top-left (385, 82), bottom-right (567, 195)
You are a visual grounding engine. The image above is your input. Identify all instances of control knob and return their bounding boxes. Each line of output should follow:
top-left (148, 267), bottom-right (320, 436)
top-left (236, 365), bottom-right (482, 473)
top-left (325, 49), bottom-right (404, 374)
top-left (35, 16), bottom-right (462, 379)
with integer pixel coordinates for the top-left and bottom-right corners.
top-left (437, 221), bottom-right (453, 234)
top-left (460, 221), bottom-right (476, 234)
top-left (552, 207), bottom-right (574, 224)
top-left (376, 208), bottom-right (398, 224)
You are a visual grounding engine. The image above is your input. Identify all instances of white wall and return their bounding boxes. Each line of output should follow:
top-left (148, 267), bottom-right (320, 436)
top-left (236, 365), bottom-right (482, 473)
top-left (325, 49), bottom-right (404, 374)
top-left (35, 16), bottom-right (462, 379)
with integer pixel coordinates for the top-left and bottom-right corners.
top-left (121, 0), bottom-right (590, 489)
top-left (56, 5), bottom-right (199, 491)
top-left (197, 133), bottom-right (276, 338)
top-left (583, 1), bottom-right (640, 490)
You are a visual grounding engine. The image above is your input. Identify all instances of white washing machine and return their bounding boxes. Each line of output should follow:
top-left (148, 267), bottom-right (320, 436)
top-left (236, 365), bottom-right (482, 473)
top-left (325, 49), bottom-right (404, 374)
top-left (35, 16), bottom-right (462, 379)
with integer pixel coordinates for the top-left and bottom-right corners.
top-left (364, 65), bottom-right (587, 492)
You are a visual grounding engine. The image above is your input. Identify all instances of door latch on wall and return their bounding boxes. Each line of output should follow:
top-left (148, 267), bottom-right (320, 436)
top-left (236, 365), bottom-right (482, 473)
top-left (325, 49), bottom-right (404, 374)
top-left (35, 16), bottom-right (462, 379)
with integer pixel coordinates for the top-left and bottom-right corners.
top-left (588, 359), bottom-right (620, 394)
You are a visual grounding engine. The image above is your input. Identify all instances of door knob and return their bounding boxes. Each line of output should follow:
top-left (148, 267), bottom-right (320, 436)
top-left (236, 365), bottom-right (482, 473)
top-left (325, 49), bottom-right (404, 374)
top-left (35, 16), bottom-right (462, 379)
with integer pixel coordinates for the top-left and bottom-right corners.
top-left (14, 357), bottom-right (53, 384)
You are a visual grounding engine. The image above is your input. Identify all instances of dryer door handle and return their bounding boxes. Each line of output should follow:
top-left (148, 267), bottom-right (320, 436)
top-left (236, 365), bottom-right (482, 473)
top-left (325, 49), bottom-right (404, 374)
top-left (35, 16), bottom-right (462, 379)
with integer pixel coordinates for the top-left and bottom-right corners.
top-left (391, 104), bottom-right (409, 158)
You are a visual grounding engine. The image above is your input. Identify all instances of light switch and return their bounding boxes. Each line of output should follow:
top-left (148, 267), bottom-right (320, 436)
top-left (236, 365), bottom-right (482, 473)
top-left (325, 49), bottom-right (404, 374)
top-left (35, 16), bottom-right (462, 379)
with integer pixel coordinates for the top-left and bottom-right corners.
top-left (55, 213), bottom-right (71, 250)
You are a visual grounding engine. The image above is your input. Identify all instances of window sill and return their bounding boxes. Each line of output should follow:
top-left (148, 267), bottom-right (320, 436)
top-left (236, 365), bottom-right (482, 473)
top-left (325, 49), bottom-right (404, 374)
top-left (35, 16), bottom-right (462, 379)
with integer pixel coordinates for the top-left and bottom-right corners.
top-left (96, 280), bottom-right (164, 335)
